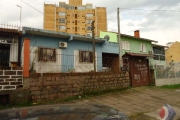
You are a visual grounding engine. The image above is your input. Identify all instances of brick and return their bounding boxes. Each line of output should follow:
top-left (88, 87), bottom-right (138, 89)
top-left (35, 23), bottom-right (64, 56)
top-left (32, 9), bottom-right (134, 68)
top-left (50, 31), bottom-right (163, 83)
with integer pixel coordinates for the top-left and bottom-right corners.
top-left (0, 79), bottom-right (4, 83)
top-left (3, 85), bottom-right (16, 89)
top-left (47, 77), bottom-right (51, 81)
top-left (0, 82), bottom-right (9, 85)
top-left (11, 82), bottom-right (22, 85)
top-left (11, 76), bottom-right (22, 78)
top-left (12, 67), bottom-right (22, 70)
top-left (0, 76), bottom-right (10, 78)
top-left (30, 87), bottom-right (39, 91)
top-left (17, 71), bottom-right (23, 75)
top-left (4, 71), bottom-right (16, 75)
top-left (17, 79), bottom-right (23, 82)
top-left (0, 71), bottom-right (3, 75)
top-left (5, 79), bottom-right (16, 82)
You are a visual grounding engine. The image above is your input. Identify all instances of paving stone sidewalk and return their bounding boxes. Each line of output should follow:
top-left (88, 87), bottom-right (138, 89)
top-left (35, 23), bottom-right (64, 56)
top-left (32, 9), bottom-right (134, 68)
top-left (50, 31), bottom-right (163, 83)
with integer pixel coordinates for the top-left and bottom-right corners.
top-left (74, 86), bottom-right (180, 119)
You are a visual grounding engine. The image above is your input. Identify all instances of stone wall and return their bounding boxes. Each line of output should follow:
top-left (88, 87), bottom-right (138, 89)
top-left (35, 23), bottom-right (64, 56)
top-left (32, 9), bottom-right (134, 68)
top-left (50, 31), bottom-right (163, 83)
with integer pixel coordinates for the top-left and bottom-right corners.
top-left (0, 67), bottom-right (23, 90)
top-left (28, 72), bottom-right (130, 103)
top-left (0, 88), bottom-right (30, 105)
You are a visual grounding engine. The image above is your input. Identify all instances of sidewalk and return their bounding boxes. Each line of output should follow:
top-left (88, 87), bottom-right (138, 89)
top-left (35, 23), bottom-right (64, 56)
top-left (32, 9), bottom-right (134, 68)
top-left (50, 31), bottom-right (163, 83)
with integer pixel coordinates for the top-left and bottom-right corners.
top-left (73, 86), bottom-right (180, 119)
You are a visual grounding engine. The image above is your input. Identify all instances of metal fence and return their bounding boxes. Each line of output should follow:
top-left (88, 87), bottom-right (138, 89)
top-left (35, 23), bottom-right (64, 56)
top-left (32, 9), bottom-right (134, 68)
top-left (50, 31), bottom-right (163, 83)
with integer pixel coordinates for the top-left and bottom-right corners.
top-left (30, 52), bottom-right (122, 73)
top-left (156, 62), bottom-right (180, 79)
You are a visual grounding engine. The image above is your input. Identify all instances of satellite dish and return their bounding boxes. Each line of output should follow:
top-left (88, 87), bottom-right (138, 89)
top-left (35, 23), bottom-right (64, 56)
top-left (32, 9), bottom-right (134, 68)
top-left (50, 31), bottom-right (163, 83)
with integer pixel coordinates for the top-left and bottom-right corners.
top-left (104, 35), bottom-right (110, 41)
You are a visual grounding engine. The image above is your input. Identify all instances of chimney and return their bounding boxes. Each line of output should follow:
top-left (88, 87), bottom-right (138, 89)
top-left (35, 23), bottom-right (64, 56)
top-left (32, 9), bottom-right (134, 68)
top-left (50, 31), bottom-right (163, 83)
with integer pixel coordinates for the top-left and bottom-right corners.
top-left (134, 30), bottom-right (140, 38)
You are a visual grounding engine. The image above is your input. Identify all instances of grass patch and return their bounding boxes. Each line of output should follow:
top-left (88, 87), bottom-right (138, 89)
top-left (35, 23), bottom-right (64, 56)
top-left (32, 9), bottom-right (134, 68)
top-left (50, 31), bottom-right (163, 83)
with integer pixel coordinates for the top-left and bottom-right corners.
top-left (160, 84), bottom-right (180, 89)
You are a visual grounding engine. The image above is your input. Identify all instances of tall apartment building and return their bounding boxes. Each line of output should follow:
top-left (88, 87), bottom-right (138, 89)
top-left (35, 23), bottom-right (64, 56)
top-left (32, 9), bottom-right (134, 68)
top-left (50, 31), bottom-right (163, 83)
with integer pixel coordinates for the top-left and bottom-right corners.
top-left (43, 0), bottom-right (107, 37)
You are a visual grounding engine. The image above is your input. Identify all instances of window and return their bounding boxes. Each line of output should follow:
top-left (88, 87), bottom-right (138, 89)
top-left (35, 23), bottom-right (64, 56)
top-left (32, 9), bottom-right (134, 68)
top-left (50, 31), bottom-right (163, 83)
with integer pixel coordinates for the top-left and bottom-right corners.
top-left (140, 43), bottom-right (146, 52)
top-left (79, 51), bottom-right (93, 63)
top-left (77, 6), bottom-right (86, 10)
top-left (59, 25), bottom-right (66, 30)
top-left (122, 41), bottom-right (130, 50)
top-left (59, 18), bottom-right (66, 23)
top-left (82, 28), bottom-right (85, 30)
top-left (86, 20), bottom-right (92, 24)
top-left (58, 12), bottom-right (65, 16)
top-left (59, 4), bottom-right (66, 8)
top-left (87, 26), bottom-right (92, 31)
top-left (86, 13), bottom-right (93, 18)
top-left (38, 48), bottom-right (56, 62)
top-left (87, 33), bottom-right (92, 37)
top-left (86, 5), bottom-right (92, 9)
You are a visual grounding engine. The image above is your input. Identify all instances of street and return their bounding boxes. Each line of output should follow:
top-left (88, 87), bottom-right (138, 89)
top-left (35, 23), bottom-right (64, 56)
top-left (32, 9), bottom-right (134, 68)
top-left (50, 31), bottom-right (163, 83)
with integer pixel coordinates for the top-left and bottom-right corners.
top-left (1, 86), bottom-right (180, 120)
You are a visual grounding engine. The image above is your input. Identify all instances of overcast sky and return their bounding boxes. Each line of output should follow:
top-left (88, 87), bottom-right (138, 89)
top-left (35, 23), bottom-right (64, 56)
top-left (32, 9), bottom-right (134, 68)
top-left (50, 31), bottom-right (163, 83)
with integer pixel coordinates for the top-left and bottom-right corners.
top-left (0, 0), bottom-right (180, 45)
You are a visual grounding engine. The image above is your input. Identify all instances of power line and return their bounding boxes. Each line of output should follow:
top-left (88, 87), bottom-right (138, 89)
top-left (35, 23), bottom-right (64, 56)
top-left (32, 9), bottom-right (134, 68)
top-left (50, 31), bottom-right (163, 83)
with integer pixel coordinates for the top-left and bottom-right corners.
top-left (20, 0), bottom-right (55, 21)
top-left (120, 8), bottom-right (180, 12)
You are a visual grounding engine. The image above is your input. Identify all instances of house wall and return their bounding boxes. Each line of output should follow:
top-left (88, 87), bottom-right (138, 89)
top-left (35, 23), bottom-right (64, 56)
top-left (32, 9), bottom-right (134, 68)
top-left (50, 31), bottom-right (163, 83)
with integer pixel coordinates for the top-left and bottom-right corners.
top-left (100, 31), bottom-right (117, 42)
top-left (166, 42), bottom-right (180, 62)
top-left (0, 67), bottom-right (23, 90)
top-left (121, 36), bottom-right (153, 55)
top-left (22, 34), bottom-right (119, 73)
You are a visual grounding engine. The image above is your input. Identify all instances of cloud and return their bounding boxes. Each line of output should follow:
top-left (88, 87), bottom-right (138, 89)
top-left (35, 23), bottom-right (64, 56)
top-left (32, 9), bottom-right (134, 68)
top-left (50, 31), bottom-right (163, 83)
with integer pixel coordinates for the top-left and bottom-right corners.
top-left (0, 0), bottom-right (180, 45)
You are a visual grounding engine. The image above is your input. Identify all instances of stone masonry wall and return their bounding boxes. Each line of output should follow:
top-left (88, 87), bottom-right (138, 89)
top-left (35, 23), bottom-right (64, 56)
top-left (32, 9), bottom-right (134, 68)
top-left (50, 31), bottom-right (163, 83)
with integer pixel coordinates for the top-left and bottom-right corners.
top-left (28, 72), bottom-right (130, 103)
top-left (0, 67), bottom-right (23, 90)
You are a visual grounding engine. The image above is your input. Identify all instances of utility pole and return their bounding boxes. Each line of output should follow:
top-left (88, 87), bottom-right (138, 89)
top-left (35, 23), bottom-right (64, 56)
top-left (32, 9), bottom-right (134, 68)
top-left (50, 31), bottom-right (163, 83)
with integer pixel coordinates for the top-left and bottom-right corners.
top-left (17, 5), bottom-right (22, 30)
top-left (117, 8), bottom-right (123, 71)
top-left (91, 21), bottom-right (96, 72)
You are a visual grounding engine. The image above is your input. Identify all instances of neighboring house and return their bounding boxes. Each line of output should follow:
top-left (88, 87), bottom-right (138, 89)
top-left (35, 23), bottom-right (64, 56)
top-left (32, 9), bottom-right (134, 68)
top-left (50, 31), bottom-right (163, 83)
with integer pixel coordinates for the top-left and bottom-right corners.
top-left (22, 27), bottom-right (120, 74)
top-left (100, 30), bottom-right (158, 87)
top-left (100, 30), bottom-right (157, 63)
top-left (44, 0), bottom-right (107, 36)
top-left (152, 44), bottom-right (166, 69)
top-left (165, 41), bottom-right (180, 63)
top-left (0, 26), bottom-right (23, 90)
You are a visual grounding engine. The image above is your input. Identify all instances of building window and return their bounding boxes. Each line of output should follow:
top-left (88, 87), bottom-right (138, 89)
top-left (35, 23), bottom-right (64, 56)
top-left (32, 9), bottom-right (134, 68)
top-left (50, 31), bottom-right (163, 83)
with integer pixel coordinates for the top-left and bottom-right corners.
top-left (140, 43), bottom-right (146, 52)
top-left (86, 5), bottom-right (92, 9)
top-left (77, 6), bottom-right (86, 10)
top-left (59, 18), bottom-right (66, 23)
top-left (86, 26), bottom-right (92, 31)
top-left (86, 13), bottom-right (93, 18)
top-left (38, 48), bottom-right (56, 62)
top-left (79, 51), bottom-right (93, 63)
top-left (59, 25), bottom-right (66, 30)
top-left (122, 41), bottom-right (130, 50)
top-left (82, 28), bottom-right (85, 30)
top-left (86, 20), bottom-right (93, 24)
top-left (58, 12), bottom-right (66, 16)
top-left (87, 33), bottom-right (92, 37)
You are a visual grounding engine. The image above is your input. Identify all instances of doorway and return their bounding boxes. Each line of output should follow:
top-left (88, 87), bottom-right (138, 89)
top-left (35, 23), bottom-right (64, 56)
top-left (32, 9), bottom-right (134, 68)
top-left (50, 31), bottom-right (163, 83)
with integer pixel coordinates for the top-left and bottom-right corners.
top-left (0, 44), bottom-right (10, 67)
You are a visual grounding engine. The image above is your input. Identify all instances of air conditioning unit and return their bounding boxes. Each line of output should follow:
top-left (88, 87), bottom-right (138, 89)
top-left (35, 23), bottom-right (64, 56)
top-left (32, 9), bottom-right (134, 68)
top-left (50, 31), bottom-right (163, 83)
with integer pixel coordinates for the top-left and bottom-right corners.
top-left (59, 42), bottom-right (67, 48)
top-left (148, 50), bottom-right (153, 54)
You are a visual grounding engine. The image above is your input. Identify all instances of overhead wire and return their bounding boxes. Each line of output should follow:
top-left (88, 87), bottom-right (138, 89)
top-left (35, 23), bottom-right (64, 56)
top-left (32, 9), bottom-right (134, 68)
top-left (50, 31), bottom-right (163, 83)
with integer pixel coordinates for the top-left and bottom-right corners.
top-left (20, 0), bottom-right (56, 21)
top-left (119, 8), bottom-right (180, 12)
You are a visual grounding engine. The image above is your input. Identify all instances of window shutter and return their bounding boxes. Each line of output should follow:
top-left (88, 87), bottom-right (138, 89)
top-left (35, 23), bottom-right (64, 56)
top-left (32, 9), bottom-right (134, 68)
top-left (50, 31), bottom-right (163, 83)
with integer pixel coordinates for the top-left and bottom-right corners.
top-left (140, 43), bottom-right (143, 51)
top-left (143, 44), bottom-right (146, 52)
top-left (53, 49), bottom-right (56, 61)
top-left (38, 48), bottom-right (43, 61)
top-left (128, 42), bottom-right (130, 50)
top-left (90, 52), bottom-right (93, 63)
top-left (79, 51), bottom-right (82, 62)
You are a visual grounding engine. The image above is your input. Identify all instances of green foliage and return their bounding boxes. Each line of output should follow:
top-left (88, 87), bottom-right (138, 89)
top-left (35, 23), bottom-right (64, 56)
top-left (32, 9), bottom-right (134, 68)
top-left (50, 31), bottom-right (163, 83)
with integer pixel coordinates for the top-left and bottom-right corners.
top-left (160, 84), bottom-right (180, 89)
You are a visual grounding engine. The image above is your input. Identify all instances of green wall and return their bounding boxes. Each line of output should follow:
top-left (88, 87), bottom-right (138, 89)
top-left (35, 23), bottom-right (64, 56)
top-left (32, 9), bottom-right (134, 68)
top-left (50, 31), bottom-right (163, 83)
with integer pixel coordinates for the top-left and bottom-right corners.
top-left (100, 31), bottom-right (117, 42)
